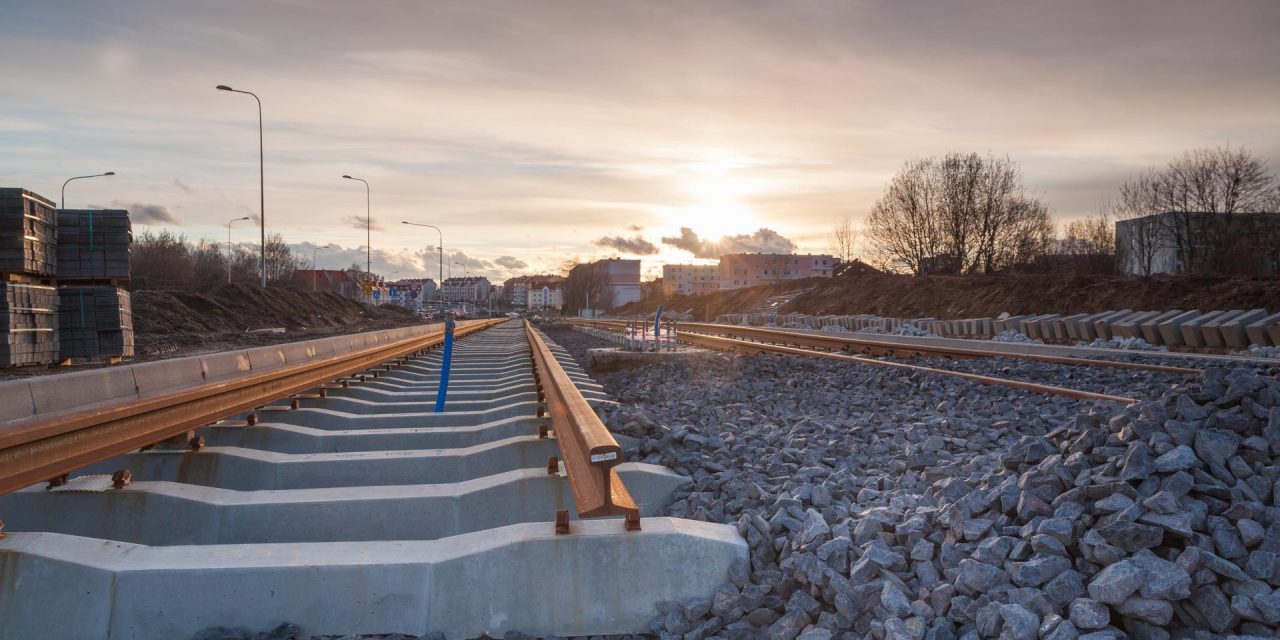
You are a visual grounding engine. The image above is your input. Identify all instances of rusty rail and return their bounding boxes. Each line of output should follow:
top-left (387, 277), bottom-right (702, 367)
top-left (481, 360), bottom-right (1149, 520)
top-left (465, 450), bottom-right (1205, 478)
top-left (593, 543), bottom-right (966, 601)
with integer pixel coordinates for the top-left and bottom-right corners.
top-left (0, 318), bottom-right (506, 497)
top-left (570, 319), bottom-right (1200, 375)
top-left (679, 323), bottom-right (1202, 375)
top-left (677, 331), bottom-right (1140, 405)
top-left (525, 320), bottom-right (640, 530)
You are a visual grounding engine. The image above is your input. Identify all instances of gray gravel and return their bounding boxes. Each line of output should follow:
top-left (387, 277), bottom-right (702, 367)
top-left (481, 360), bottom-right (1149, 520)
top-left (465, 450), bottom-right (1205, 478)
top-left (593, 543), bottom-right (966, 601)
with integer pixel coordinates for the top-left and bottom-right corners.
top-left (588, 346), bottom-right (1280, 640)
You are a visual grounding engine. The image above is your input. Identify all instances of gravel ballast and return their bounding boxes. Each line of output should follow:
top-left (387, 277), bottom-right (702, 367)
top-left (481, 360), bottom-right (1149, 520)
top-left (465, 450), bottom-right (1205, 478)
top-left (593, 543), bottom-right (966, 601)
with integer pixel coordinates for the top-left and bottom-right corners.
top-left (581, 340), bottom-right (1280, 640)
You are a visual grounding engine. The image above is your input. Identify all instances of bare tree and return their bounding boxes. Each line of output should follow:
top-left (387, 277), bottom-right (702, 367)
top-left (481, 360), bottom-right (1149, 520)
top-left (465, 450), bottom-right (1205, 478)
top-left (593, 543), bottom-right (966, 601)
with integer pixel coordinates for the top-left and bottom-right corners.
top-left (865, 153), bottom-right (1053, 274)
top-left (263, 232), bottom-right (299, 284)
top-left (561, 260), bottom-right (614, 314)
top-left (1059, 210), bottom-right (1116, 274)
top-left (132, 230), bottom-right (194, 288)
top-left (827, 216), bottom-right (857, 263)
top-left (1114, 146), bottom-right (1279, 274)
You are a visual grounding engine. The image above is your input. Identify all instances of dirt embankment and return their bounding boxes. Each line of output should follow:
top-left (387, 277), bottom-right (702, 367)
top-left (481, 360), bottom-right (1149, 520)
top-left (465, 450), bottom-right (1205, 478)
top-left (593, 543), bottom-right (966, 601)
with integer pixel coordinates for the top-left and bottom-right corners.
top-left (133, 284), bottom-right (415, 334)
top-left (620, 273), bottom-right (1280, 320)
top-left (131, 284), bottom-right (424, 357)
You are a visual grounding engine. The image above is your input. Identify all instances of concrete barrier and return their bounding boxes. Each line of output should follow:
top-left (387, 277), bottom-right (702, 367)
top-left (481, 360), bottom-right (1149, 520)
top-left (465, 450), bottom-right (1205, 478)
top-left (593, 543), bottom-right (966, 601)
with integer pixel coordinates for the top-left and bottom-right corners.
top-left (1139, 310), bottom-right (1183, 345)
top-left (1111, 311), bottom-right (1160, 340)
top-left (1214, 309), bottom-right (1268, 349)
top-left (1199, 310), bottom-right (1245, 347)
top-left (1247, 312), bottom-right (1280, 347)
top-left (1157, 310), bottom-right (1201, 346)
top-left (0, 321), bottom-right (456, 426)
top-left (1092, 309), bottom-right (1133, 341)
top-left (1180, 310), bottom-right (1227, 347)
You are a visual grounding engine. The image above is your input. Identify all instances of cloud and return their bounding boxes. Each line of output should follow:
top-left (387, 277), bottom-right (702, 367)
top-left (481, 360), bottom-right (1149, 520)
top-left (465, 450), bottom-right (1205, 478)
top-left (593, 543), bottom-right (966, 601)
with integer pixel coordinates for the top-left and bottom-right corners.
top-left (341, 214), bottom-right (384, 232)
top-left (104, 200), bottom-right (180, 225)
top-left (172, 178), bottom-right (194, 194)
top-left (494, 255), bottom-right (528, 269)
top-left (450, 250), bottom-right (493, 271)
top-left (627, 224), bottom-right (644, 232)
top-left (661, 227), bottom-right (797, 259)
top-left (593, 234), bottom-right (659, 255)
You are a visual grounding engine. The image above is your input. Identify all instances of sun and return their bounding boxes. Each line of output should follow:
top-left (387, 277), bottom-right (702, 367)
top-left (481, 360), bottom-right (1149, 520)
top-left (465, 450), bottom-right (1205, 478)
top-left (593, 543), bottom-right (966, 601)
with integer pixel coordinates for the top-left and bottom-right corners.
top-left (670, 152), bottom-right (761, 238)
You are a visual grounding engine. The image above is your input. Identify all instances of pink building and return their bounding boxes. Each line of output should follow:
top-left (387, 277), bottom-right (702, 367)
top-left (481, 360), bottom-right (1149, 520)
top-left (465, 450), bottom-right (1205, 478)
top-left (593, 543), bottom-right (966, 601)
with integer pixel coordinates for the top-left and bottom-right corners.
top-left (718, 253), bottom-right (837, 290)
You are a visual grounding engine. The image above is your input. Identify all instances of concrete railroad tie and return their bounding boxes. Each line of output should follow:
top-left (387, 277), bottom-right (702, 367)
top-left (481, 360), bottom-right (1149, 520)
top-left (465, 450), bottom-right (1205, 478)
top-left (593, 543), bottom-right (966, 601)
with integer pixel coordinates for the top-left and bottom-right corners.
top-left (0, 321), bottom-right (745, 640)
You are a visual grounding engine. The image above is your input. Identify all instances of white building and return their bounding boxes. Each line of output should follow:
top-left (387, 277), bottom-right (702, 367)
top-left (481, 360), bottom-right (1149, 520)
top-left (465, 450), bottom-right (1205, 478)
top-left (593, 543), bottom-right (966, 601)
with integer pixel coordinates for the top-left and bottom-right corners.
top-left (1116, 211), bottom-right (1280, 276)
top-left (528, 282), bottom-right (564, 310)
top-left (718, 253), bottom-right (836, 290)
top-left (662, 264), bottom-right (720, 296)
top-left (601, 258), bottom-right (641, 307)
top-left (440, 276), bottom-right (491, 303)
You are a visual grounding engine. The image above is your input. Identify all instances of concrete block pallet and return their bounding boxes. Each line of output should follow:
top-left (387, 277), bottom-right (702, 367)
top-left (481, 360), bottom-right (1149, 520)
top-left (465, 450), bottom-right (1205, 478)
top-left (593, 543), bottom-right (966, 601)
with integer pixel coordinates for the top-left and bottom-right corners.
top-left (0, 282), bottom-right (59, 366)
top-left (0, 188), bottom-right (57, 277)
top-left (58, 286), bottom-right (134, 360)
top-left (56, 209), bottom-right (132, 282)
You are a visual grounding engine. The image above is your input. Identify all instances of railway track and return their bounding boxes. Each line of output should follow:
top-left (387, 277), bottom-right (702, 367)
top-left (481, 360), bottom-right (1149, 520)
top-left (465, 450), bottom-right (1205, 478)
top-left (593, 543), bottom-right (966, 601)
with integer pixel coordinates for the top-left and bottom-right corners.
top-left (572, 319), bottom-right (1207, 404)
top-left (0, 319), bottom-right (744, 639)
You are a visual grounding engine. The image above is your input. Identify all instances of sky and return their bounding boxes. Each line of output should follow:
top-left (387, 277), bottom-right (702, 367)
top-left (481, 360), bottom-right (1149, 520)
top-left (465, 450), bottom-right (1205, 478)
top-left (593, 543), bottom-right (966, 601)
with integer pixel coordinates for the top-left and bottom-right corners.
top-left (2, 0), bottom-right (1278, 282)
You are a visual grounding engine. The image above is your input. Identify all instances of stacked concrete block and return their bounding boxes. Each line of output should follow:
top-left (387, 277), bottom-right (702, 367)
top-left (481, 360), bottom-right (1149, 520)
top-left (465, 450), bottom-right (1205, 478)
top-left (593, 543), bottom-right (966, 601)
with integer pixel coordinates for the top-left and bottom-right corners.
top-left (1157, 310), bottom-right (1200, 346)
top-left (1111, 311), bottom-right (1157, 339)
top-left (1180, 310), bottom-right (1229, 347)
top-left (0, 283), bottom-right (59, 366)
top-left (1247, 313), bottom-right (1280, 347)
top-left (1090, 309), bottom-right (1132, 340)
top-left (55, 209), bottom-right (132, 281)
top-left (1070, 311), bottom-right (1107, 341)
top-left (1208, 307), bottom-right (1269, 348)
top-left (0, 189), bottom-right (57, 277)
top-left (57, 286), bottom-right (134, 360)
top-left (1139, 310), bottom-right (1183, 345)
top-left (1029, 315), bottom-right (1058, 341)
top-left (1198, 310), bottom-right (1242, 347)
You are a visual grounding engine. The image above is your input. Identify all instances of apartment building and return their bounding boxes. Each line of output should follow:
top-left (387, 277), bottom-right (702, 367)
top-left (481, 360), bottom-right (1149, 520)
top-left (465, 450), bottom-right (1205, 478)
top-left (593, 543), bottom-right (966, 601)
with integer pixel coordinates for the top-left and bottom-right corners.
top-left (718, 253), bottom-right (837, 290)
top-left (662, 264), bottom-right (720, 296)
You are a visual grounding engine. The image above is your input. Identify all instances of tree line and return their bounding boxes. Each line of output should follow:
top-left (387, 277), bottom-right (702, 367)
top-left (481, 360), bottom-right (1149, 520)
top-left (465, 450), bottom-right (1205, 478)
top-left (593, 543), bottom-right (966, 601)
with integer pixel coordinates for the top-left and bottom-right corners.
top-left (854, 146), bottom-right (1280, 277)
top-left (131, 230), bottom-right (302, 290)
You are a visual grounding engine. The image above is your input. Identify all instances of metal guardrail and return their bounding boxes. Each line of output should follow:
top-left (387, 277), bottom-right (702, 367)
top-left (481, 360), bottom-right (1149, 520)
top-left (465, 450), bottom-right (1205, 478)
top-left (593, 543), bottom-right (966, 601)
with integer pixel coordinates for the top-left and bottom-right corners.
top-left (524, 320), bottom-right (640, 532)
top-left (0, 319), bottom-right (507, 497)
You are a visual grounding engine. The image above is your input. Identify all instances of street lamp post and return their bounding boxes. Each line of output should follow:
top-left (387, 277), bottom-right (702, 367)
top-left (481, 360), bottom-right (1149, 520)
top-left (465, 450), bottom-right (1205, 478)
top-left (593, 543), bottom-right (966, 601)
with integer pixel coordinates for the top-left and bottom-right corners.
top-left (60, 172), bottom-right (115, 209)
top-left (226, 216), bottom-right (251, 283)
top-left (342, 175), bottom-right (371, 299)
top-left (312, 244), bottom-right (332, 292)
top-left (401, 221), bottom-right (443, 301)
top-left (215, 84), bottom-right (266, 288)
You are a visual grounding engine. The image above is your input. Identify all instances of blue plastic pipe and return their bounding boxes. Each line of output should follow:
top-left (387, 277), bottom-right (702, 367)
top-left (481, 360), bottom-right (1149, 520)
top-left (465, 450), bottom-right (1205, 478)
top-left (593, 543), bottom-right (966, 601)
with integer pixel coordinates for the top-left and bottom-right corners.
top-left (434, 317), bottom-right (456, 412)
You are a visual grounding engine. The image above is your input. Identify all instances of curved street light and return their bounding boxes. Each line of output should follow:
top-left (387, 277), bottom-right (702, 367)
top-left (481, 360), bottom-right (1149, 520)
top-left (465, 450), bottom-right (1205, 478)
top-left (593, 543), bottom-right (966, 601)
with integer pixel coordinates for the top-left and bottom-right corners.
top-left (342, 175), bottom-right (371, 298)
top-left (216, 84), bottom-right (266, 288)
top-left (226, 216), bottom-right (251, 283)
top-left (312, 244), bottom-right (332, 292)
top-left (61, 171), bottom-right (115, 209)
top-left (402, 221), bottom-right (444, 301)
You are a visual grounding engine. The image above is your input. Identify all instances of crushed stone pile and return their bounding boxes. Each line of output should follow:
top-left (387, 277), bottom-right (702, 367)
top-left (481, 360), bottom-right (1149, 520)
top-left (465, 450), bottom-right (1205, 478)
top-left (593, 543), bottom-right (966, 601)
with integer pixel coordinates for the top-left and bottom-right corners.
top-left (599, 352), bottom-right (1279, 640)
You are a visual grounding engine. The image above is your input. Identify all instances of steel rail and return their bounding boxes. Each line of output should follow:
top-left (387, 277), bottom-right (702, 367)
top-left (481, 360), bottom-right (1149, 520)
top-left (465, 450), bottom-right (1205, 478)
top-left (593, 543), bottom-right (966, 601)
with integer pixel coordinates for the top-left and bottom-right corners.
top-left (572, 319), bottom-right (1200, 375)
top-left (680, 322), bottom-right (1203, 374)
top-left (525, 321), bottom-right (639, 529)
top-left (676, 331), bottom-right (1139, 405)
top-left (0, 319), bottom-right (506, 497)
